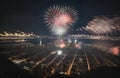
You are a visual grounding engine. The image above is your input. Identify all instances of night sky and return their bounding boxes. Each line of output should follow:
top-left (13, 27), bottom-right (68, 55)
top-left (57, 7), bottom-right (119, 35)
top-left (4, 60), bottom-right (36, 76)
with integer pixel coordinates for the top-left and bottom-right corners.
top-left (0, 0), bottom-right (120, 35)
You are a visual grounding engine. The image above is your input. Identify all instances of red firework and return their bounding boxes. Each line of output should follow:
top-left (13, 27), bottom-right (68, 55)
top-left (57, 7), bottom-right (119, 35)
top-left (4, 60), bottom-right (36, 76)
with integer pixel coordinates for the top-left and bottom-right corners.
top-left (44, 5), bottom-right (77, 35)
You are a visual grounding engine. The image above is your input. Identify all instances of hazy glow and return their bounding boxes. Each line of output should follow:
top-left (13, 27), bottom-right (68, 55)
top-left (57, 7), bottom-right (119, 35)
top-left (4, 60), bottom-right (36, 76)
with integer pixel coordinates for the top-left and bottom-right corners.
top-left (109, 47), bottom-right (119, 56)
top-left (54, 39), bottom-right (66, 48)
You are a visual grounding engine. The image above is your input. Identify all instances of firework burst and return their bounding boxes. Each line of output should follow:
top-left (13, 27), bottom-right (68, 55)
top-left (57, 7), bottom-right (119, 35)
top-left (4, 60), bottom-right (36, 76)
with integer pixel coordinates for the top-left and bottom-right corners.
top-left (84, 16), bottom-right (120, 35)
top-left (45, 5), bottom-right (78, 36)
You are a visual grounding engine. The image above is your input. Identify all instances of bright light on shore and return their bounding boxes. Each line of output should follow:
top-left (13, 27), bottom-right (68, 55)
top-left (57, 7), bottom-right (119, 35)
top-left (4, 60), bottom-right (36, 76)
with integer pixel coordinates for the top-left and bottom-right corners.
top-left (57, 50), bottom-right (62, 55)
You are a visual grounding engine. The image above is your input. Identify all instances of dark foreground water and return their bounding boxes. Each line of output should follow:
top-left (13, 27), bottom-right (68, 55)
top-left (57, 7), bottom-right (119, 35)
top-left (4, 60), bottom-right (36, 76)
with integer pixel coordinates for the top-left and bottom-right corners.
top-left (0, 39), bottom-right (120, 78)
